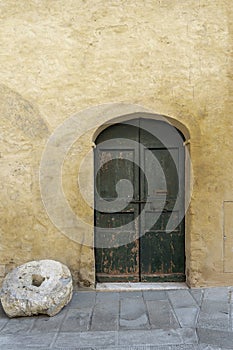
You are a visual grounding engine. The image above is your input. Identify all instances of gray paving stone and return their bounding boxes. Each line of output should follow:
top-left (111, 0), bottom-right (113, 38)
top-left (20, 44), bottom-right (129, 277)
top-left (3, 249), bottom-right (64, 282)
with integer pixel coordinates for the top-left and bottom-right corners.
top-left (198, 316), bottom-right (230, 331)
top-left (52, 346), bottom-right (201, 350)
top-left (168, 291), bottom-right (197, 308)
top-left (96, 291), bottom-right (120, 302)
top-left (0, 347), bottom-right (51, 350)
top-left (231, 311), bottom-right (233, 332)
top-left (197, 327), bottom-right (233, 348)
top-left (69, 291), bottom-right (96, 309)
top-left (198, 300), bottom-right (230, 330)
top-left (0, 347), bottom-right (55, 350)
top-left (143, 291), bottom-right (167, 301)
top-left (31, 307), bottom-right (67, 333)
top-left (200, 300), bottom-right (229, 315)
top-left (176, 328), bottom-right (198, 344)
top-left (198, 345), bottom-right (230, 350)
top-left (54, 348), bottom-right (93, 350)
top-left (87, 346), bottom-right (198, 350)
top-left (54, 331), bottom-right (116, 348)
top-left (0, 316), bottom-right (35, 335)
top-left (0, 319), bottom-right (9, 332)
top-left (203, 288), bottom-right (230, 302)
top-left (146, 300), bottom-right (179, 329)
top-left (190, 289), bottom-right (204, 306)
top-left (53, 347), bottom-right (93, 350)
top-left (0, 333), bottom-right (55, 347)
top-left (120, 297), bottom-right (149, 329)
top-left (120, 291), bottom-right (143, 299)
top-left (120, 313), bottom-right (149, 329)
top-left (174, 307), bottom-right (199, 328)
top-left (60, 308), bottom-right (92, 332)
top-left (0, 345), bottom-right (216, 350)
top-left (91, 295), bottom-right (119, 331)
top-left (118, 329), bottom-right (183, 346)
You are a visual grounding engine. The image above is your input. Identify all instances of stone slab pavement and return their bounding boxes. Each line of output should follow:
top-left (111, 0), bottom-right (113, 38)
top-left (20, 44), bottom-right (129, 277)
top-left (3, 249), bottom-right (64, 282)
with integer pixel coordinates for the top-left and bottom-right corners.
top-left (0, 287), bottom-right (233, 349)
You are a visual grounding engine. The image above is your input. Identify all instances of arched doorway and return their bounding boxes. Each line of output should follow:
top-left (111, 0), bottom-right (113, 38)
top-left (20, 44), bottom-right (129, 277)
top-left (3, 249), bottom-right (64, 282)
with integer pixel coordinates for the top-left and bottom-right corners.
top-left (94, 118), bottom-right (185, 283)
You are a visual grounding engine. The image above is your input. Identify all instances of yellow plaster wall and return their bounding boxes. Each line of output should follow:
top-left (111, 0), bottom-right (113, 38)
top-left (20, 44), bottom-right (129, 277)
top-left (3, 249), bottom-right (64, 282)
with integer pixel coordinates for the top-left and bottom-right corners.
top-left (0, 0), bottom-right (233, 287)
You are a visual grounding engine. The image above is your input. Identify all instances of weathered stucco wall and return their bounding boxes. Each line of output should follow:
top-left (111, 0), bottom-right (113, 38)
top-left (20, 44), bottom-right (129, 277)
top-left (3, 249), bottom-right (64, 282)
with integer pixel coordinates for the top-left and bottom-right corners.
top-left (0, 0), bottom-right (232, 287)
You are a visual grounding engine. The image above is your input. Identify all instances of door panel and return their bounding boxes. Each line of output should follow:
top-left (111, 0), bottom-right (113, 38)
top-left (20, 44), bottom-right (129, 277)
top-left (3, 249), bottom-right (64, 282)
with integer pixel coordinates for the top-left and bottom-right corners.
top-left (139, 119), bottom-right (185, 282)
top-left (95, 118), bottom-right (185, 283)
top-left (95, 120), bottom-right (140, 282)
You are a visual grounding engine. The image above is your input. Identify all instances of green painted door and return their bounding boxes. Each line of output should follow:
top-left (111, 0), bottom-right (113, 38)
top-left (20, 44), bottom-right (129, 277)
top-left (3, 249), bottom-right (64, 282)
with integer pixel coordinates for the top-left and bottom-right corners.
top-left (95, 118), bottom-right (185, 282)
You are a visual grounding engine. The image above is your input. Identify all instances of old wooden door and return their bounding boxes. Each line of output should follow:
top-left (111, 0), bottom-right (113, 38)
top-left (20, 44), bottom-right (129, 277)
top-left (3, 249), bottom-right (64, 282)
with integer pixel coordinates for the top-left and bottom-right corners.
top-left (95, 118), bottom-right (185, 282)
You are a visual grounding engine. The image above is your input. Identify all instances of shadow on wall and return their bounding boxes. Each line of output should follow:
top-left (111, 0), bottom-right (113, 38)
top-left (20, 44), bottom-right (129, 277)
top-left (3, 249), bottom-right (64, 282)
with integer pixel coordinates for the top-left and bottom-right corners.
top-left (0, 84), bottom-right (49, 140)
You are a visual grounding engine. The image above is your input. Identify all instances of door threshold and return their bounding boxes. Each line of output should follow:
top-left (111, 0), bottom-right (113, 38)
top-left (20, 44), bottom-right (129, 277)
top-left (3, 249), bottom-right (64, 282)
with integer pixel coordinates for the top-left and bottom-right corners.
top-left (96, 282), bottom-right (188, 291)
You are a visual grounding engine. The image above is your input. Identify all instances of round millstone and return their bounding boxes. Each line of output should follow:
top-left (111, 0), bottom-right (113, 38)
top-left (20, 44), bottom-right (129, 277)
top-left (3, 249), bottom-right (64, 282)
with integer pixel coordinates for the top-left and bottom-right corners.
top-left (0, 259), bottom-right (73, 317)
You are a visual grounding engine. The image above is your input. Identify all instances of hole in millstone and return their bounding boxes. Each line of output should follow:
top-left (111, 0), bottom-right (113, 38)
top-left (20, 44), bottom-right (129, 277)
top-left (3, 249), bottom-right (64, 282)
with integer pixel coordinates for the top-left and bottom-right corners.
top-left (32, 274), bottom-right (45, 287)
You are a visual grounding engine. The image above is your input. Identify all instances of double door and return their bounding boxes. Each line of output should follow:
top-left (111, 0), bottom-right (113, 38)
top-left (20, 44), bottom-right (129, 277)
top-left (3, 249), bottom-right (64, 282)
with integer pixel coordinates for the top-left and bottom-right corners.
top-left (94, 118), bottom-right (185, 282)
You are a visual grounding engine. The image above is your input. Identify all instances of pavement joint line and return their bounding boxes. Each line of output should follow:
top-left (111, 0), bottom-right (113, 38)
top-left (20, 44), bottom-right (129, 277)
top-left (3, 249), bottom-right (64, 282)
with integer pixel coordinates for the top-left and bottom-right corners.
top-left (196, 293), bottom-right (204, 328)
top-left (49, 305), bottom-right (70, 349)
top-left (194, 308), bottom-right (200, 329)
top-left (227, 290), bottom-right (231, 332)
top-left (142, 291), bottom-right (151, 329)
top-left (190, 290), bottom-right (202, 327)
top-left (196, 289), bottom-right (204, 328)
top-left (188, 289), bottom-right (202, 309)
top-left (117, 296), bottom-right (120, 332)
top-left (49, 331), bottom-right (60, 349)
top-left (165, 291), bottom-right (182, 328)
top-left (115, 327), bottom-right (119, 346)
top-left (88, 292), bottom-right (97, 331)
top-left (199, 289), bottom-right (204, 308)
top-left (228, 290), bottom-right (233, 331)
top-left (28, 317), bottom-right (37, 333)
top-left (0, 318), bottom-right (9, 333)
top-left (196, 326), bottom-right (201, 346)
